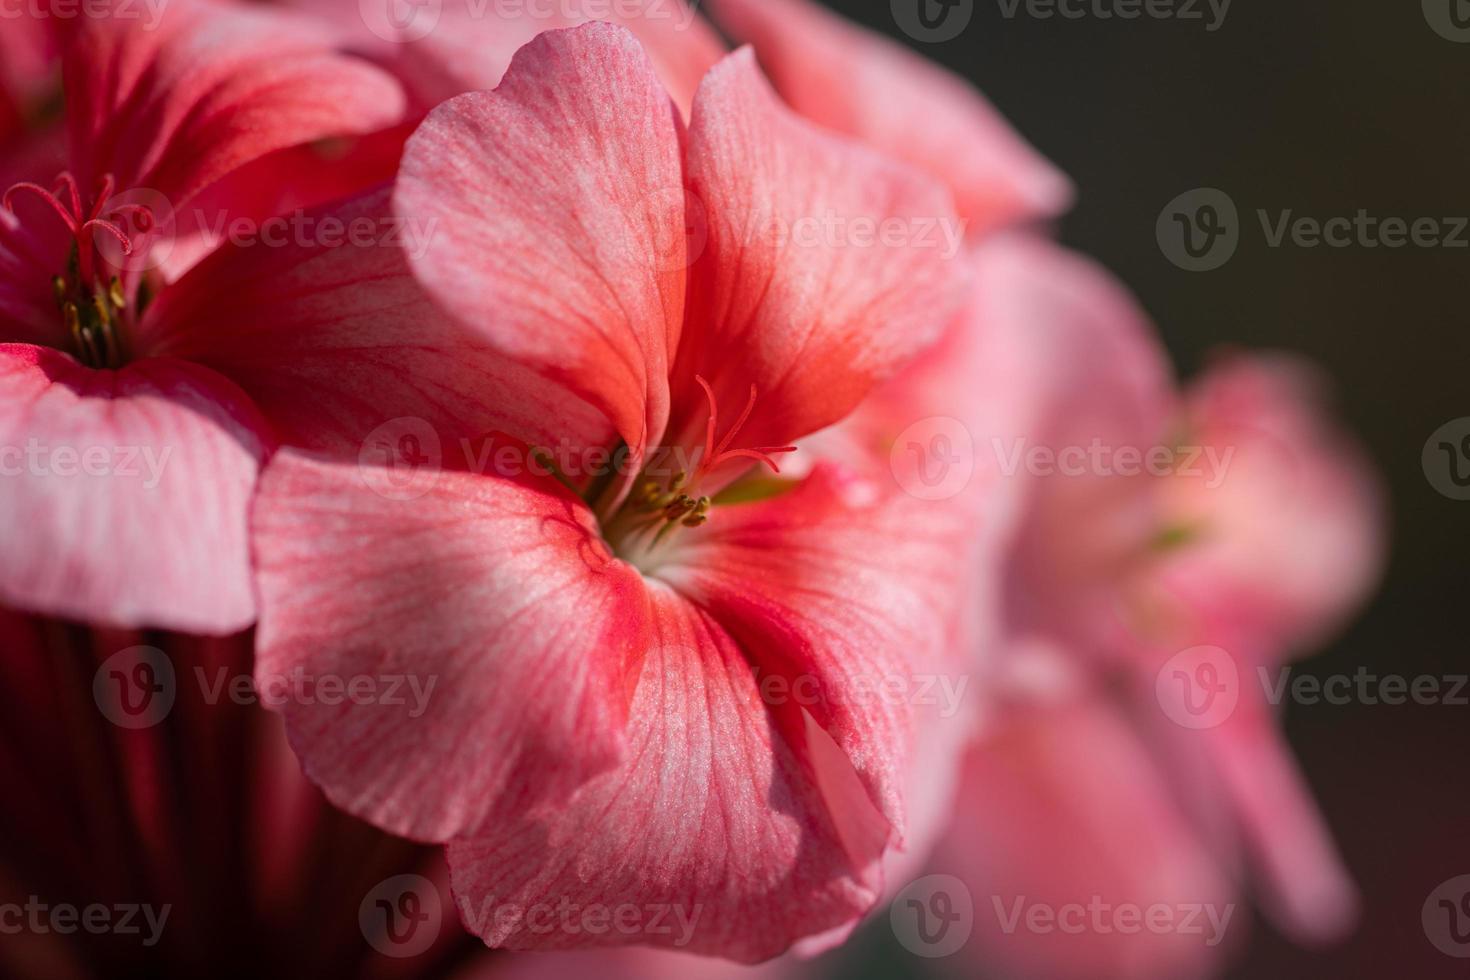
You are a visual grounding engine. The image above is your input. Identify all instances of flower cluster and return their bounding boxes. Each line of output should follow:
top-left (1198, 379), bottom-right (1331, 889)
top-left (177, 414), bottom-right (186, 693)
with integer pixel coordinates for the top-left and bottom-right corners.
top-left (0, 1), bottom-right (1382, 978)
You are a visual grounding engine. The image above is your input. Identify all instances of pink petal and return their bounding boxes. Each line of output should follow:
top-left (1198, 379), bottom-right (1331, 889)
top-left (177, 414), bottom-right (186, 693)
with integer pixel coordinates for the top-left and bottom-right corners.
top-left (1135, 358), bottom-right (1380, 944)
top-left (0, 344), bottom-right (267, 632)
top-left (658, 464), bottom-right (978, 860)
top-left (942, 689), bottom-right (1237, 980)
top-left (394, 22), bottom-right (687, 459)
top-left (64, 0), bottom-right (406, 209)
top-left (793, 424), bottom-right (992, 944)
top-left (977, 237), bottom-right (1178, 652)
top-left (1202, 688), bottom-right (1358, 944)
top-left (820, 238), bottom-right (1059, 590)
top-left (250, 450), bottom-right (647, 841)
top-left (669, 48), bottom-right (969, 457)
top-left (151, 124), bottom-right (414, 284)
top-left (708, 0), bottom-right (1072, 234)
top-left (1153, 354), bottom-right (1386, 659)
top-left (139, 187), bottom-right (613, 460)
top-left (446, 584), bottom-right (884, 962)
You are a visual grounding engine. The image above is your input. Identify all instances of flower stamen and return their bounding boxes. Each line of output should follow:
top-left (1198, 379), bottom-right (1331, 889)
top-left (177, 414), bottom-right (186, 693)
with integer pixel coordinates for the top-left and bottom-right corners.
top-left (693, 374), bottom-right (796, 480)
top-left (3, 180), bottom-right (80, 234)
top-left (603, 378), bottom-right (797, 564)
top-left (3, 172), bottom-right (152, 369)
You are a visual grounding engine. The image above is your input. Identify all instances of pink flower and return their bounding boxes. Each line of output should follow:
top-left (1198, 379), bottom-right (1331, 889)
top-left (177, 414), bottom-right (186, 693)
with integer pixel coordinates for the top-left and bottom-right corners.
top-left (250, 22), bottom-right (976, 962)
top-left (1150, 355), bottom-right (1385, 661)
top-left (868, 235), bottom-right (1383, 979)
top-left (0, 0), bottom-right (540, 634)
top-left (1132, 354), bottom-right (1384, 946)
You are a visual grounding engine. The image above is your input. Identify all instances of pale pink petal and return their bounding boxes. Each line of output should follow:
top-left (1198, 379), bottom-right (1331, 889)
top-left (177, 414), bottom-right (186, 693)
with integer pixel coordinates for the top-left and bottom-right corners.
top-left (941, 689), bottom-right (1237, 980)
top-left (250, 450), bottom-right (647, 841)
top-left (1201, 689), bottom-right (1357, 944)
top-left (818, 240), bottom-right (1067, 671)
top-left (1122, 359), bottom-right (1380, 947)
top-left (0, 344), bottom-right (267, 633)
top-left (64, 0), bottom-right (406, 209)
top-left (976, 237), bottom-right (1178, 654)
top-left (670, 48), bottom-right (968, 457)
top-left (1152, 354), bottom-right (1386, 659)
top-left (140, 187), bottom-right (613, 460)
top-left (829, 238), bottom-right (1173, 671)
top-left (394, 22), bottom-right (686, 458)
top-left (446, 585), bottom-right (882, 962)
top-left (708, 0), bottom-right (1071, 234)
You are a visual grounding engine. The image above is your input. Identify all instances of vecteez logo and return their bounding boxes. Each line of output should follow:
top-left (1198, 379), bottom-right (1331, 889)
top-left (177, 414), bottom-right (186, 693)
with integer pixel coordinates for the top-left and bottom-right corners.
top-left (1424, 875), bottom-right (1470, 958)
top-left (1160, 188), bottom-right (1470, 270)
top-left (359, 0), bottom-right (442, 42)
top-left (358, 417), bottom-right (443, 501)
top-left (1157, 188), bottom-right (1239, 271)
top-left (360, 874), bottom-right (442, 958)
top-left (891, 874), bottom-right (975, 957)
top-left (93, 646), bottom-right (176, 729)
top-left (890, 416), bottom-right (976, 501)
top-left (1423, 418), bottom-right (1470, 501)
top-left (1155, 645), bottom-right (1239, 729)
top-left (893, 0), bottom-right (975, 42)
top-left (996, 0), bottom-right (1231, 30)
top-left (1424, 0), bottom-right (1470, 42)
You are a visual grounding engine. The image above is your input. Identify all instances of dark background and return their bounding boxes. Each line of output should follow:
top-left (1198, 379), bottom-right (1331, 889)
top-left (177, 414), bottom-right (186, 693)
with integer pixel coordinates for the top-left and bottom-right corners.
top-left (810, 0), bottom-right (1468, 976)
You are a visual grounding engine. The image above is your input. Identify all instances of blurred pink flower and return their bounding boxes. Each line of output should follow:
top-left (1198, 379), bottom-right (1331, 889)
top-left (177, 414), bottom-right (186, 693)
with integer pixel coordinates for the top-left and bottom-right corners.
top-left (1151, 355), bottom-right (1385, 659)
top-left (881, 235), bottom-right (1383, 979)
top-left (249, 22), bottom-right (977, 962)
